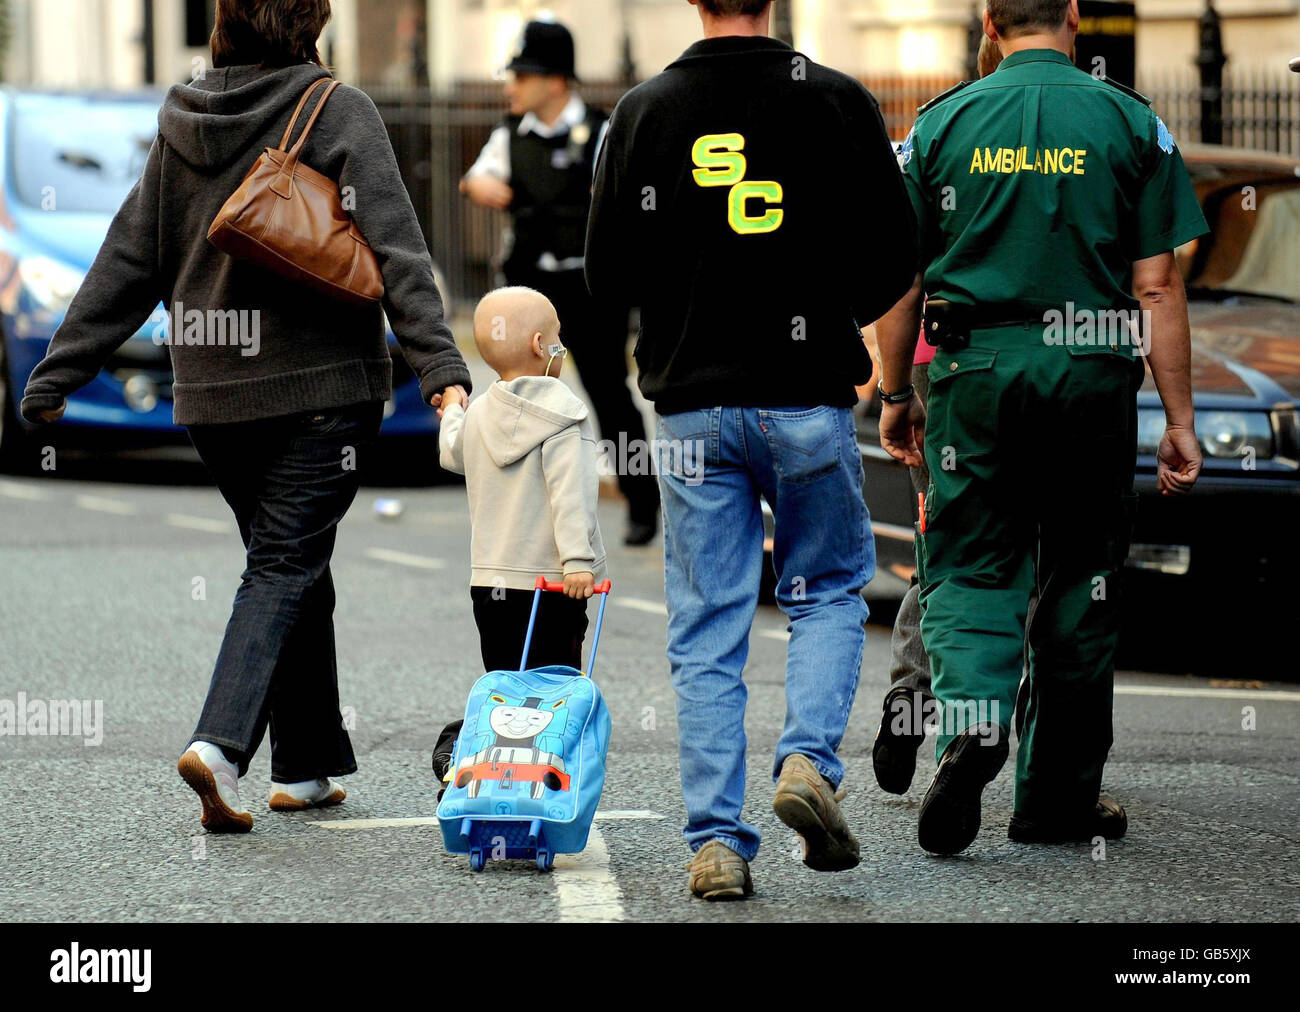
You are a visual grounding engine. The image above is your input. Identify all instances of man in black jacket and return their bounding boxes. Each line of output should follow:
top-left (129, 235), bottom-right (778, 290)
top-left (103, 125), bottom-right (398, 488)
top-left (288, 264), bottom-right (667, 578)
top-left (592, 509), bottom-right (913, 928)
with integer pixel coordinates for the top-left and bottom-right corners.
top-left (587, 0), bottom-right (918, 899)
top-left (462, 19), bottom-right (660, 545)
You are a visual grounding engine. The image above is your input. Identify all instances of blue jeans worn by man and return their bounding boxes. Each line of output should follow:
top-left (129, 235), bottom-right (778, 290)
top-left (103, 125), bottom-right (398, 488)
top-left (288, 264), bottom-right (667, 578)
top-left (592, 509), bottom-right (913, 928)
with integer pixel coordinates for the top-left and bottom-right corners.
top-left (658, 405), bottom-right (873, 868)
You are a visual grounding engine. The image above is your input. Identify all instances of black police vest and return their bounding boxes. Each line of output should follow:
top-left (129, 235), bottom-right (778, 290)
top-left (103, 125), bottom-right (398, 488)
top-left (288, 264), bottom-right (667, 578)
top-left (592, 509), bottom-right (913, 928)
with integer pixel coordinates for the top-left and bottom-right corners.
top-left (506, 107), bottom-right (608, 273)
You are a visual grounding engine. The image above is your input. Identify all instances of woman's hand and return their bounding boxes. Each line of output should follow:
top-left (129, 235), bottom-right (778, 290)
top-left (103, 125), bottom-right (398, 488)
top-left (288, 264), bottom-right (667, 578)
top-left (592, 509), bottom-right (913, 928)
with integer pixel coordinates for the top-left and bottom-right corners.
top-left (433, 385), bottom-right (467, 419)
top-left (37, 400), bottom-right (67, 424)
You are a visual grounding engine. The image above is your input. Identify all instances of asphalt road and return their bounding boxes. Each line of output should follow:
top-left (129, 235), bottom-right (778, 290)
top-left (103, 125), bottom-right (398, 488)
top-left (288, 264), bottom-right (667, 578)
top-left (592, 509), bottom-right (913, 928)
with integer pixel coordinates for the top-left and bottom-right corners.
top-left (1, 458), bottom-right (1297, 923)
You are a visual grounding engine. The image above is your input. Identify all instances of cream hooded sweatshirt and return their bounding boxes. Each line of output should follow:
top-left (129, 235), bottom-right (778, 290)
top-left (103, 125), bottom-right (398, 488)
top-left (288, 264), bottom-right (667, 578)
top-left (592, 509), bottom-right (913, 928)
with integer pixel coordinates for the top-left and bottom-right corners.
top-left (439, 376), bottom-right (608, 591)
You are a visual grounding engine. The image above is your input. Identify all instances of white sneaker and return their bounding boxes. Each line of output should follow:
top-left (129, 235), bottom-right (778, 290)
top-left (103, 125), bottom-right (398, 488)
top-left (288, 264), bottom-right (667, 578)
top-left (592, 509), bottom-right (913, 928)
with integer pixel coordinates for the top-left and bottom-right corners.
top-left (178, 741), bottom-right (253, 833)
top-left (269, 777), bottom-right (347, 812)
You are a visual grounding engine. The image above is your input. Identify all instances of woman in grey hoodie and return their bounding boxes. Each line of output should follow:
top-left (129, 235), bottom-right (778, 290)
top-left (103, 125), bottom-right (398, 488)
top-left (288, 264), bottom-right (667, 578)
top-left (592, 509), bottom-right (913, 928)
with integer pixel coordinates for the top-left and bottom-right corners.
top-left (20, 0), bottom-right (471, 831)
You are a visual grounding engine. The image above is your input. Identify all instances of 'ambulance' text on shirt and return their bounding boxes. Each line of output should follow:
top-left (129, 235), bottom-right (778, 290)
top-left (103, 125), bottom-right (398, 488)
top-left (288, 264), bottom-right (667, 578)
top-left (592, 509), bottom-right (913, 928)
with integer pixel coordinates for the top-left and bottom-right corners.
top-left (969, 147), bottom-right (1087, 175)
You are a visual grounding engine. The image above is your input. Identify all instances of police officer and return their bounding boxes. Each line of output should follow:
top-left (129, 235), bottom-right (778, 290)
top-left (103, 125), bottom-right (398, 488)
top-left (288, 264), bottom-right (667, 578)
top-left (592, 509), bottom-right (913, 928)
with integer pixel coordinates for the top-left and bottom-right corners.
top-left (874, 0), bottom-right (1207, 855)
top-left (461, 19), bottom-right (660, 545)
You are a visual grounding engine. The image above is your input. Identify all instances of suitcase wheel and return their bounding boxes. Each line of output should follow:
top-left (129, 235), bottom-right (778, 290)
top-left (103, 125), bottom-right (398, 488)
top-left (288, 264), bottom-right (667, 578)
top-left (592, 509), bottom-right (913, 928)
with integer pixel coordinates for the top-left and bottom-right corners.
top-left (469, 848), bottom-right (486, 872)
top-left (536, 848), bottom-right (553, 873)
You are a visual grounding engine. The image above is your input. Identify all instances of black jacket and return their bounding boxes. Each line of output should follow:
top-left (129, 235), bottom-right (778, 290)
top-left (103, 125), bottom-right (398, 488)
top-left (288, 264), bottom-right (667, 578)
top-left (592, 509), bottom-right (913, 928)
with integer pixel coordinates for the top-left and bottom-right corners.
top-left (22, 63), bottom-right (470, 426)
top-left (586, 37), bottom-right (918, 414)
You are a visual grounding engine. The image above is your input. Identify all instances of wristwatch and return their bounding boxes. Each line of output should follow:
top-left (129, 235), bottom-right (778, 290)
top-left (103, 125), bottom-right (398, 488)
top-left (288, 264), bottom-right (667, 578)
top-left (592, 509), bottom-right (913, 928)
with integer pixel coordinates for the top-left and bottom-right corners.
top-left (878, 382), bottom-right (917, 405)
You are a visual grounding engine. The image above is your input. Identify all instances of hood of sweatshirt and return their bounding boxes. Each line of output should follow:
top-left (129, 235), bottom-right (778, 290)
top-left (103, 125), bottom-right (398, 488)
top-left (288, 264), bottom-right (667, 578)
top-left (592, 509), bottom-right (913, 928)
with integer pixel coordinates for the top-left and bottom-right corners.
top-left (158, 63), bottom-right (332, 172)
top-left (479, 377), bottom-right (591, 468)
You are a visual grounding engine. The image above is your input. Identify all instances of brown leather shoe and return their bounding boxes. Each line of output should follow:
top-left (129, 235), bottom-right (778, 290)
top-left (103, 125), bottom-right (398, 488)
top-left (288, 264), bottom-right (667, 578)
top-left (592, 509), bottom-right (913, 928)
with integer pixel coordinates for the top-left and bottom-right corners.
top-left (773, 754), bottom-right (860, 871)
top-left (1008, 796), bottom-right (1128, 843)
top-left (687, 840), bottom-right (754, 901)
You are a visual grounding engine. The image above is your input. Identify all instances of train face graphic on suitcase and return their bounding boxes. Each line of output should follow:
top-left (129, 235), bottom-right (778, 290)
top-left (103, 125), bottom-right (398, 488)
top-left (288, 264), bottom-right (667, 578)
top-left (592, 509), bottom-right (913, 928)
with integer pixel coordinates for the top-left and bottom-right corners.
top-left (438, 576), bottom-right (614, 872)
top-left (454, 691), bottom-right (574, 801)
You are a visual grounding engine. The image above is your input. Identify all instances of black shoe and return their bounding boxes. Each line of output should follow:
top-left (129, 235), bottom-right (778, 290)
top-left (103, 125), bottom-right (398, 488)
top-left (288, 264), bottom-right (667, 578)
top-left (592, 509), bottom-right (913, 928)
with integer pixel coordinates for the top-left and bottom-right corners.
top-left (872, 687), bottom-right (931, 795)
top-left (917, 722), bottom-right (1009, 856)
top-left (1008, 796), bottom-right (1128, 843)
top-left (432, 719), bottom-right (462, 802)
top-left (624, 518), bottom-right (657, 546)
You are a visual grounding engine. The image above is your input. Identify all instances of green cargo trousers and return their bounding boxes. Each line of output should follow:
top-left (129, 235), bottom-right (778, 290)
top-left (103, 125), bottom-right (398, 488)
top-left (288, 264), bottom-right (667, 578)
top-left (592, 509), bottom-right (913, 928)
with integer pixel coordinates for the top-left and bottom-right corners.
top-left (916, 326), bottom-right (1143, 824)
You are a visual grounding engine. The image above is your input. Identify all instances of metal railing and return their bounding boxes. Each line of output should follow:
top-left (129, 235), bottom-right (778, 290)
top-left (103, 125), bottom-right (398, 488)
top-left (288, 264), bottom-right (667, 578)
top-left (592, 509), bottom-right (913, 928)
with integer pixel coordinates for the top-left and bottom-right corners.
top-left (1140, 68), bottom-right (1300, 157)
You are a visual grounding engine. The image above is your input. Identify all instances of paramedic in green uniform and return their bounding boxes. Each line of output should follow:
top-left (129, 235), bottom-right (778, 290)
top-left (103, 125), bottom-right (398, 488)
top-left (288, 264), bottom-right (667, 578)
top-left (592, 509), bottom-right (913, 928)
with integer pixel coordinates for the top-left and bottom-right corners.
top-left (874, 0), bottom-right (1208, 856)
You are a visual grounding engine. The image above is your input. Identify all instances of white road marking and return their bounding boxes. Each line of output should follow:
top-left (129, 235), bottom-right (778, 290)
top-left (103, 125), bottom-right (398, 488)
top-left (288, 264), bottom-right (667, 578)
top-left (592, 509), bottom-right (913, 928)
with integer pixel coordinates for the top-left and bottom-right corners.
top-left (75, 495), bottom-right (138, 516)
top-left (1116, 685), bottom-right (1300, 703)
top-left (308, 810), bottom-right (665, 830)
top-left (309, 817), bottom-right (439, 831)
top-left (363, 547), bottom-right (446, 570)
top-left (617, 597), bottom-right (667, 616)
top-left (165, 513), bottom-right (231, 534)
top-left (760, 629), bottom-right (791, 643)
top-left (594, 809), bottom-right (666, 821)
top-left (554, 825), bottom-right (625, 923)
top-left (0, 481), bottom-right (48, 501)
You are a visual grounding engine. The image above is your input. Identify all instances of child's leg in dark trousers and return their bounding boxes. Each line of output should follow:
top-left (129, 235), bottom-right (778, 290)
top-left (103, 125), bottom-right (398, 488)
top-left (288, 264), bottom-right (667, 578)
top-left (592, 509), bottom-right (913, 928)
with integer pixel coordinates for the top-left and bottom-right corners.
top-left (469, 586), bottom-right (590, 671)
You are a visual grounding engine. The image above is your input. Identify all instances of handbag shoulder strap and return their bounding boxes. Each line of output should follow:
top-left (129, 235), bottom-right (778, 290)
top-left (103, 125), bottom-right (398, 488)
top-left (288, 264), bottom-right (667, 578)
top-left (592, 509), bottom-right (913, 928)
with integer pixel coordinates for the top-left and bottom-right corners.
top-left (286, 80), bottom-right (342, 160)
top-left (278, 77), bottom-right (333, 153)
top-left (271, 79), bottom-right (343, 197)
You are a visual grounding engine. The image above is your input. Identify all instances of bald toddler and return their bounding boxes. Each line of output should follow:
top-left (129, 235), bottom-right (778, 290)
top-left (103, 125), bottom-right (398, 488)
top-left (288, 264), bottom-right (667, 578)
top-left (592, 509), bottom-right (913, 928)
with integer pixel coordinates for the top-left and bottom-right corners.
top-left (439, 286), bottom-right (608, 675)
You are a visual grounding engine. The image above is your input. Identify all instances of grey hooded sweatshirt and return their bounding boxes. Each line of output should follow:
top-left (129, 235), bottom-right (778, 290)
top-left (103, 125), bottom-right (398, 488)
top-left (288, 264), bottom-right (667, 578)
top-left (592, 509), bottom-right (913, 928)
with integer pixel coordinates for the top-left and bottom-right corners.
top-left (439, 376), bottom-right (607, 591)
top-left (22, 63), bottom-right (470, 425)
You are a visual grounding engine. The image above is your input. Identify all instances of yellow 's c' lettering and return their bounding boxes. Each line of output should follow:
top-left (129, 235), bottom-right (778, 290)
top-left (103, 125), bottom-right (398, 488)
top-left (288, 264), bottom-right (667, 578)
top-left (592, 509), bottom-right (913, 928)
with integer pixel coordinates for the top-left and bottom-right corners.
top-left (1058, 148), bottom-right (1074, 173)
top-left (692, 132), bottom-right (784, 235)
top-left (692, 133), bottom-right (747, 187)
top-left (729, 180), bottom-right (784, 235)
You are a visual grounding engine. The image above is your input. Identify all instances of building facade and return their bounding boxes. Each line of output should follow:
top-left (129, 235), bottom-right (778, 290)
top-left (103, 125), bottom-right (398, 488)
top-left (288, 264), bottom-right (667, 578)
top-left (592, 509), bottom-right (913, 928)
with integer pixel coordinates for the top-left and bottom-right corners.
top-left (0, 1), bottom-right (1294, 90)
top-left (431, 0), bottom-right (1300, 83)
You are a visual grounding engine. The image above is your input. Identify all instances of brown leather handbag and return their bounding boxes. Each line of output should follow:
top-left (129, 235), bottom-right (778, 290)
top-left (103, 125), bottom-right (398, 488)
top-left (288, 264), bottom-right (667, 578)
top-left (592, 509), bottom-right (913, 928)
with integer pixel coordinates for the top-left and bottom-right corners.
top-left (208, 78), bottom-right (384, 305)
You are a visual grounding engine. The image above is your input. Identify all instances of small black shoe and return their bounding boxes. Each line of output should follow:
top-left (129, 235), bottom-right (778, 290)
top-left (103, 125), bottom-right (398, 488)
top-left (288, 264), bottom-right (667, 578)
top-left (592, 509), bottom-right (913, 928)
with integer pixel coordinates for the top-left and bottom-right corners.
top-left (624, 519), bottom-right (657, 547)
top-left (917, 722), bottom-right (1009, 856)
top-left (1008, 796), bottom-right (1128, 843)
top-left (432, 719), bottom-right (462, 802)
top-left (872, 687), bottom-right (931, 795)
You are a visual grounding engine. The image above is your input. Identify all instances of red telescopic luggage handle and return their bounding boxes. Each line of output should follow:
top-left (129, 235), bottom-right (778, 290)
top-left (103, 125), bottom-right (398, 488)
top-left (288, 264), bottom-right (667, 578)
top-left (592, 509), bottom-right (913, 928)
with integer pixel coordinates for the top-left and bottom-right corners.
top-left (533, 577), bottom-right (613, 595)
top-left (520, 575), bottom-right (613, 676)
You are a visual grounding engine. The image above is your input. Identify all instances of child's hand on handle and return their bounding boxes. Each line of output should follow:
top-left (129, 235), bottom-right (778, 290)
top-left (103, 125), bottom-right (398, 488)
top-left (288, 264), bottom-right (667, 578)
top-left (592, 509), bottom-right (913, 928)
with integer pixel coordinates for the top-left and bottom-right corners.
top-left (564, 572), bottom-right (596, 599)
top-left (433, 385), bottom-right (467, 420)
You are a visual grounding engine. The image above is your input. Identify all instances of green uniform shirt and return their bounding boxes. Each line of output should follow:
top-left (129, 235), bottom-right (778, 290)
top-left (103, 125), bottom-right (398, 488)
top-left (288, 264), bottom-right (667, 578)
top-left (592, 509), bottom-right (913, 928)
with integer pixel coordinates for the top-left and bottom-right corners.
top-left (899, 49), bottom-right (1209, 316)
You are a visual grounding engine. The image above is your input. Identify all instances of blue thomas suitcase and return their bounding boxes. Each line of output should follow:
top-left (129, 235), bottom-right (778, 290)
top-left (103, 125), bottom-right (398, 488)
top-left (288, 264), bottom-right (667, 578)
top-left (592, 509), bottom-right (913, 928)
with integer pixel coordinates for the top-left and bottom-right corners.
top-left (437, 576), bottom-right (613, 872)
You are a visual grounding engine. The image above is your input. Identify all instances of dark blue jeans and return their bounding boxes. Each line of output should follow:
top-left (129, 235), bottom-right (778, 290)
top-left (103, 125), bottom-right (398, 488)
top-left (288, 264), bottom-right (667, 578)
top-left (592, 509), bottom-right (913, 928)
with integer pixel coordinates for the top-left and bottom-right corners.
top-left (186, 401), bottom-right (383, 782)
